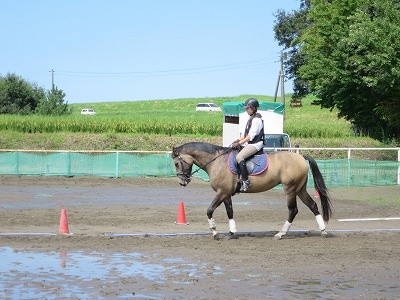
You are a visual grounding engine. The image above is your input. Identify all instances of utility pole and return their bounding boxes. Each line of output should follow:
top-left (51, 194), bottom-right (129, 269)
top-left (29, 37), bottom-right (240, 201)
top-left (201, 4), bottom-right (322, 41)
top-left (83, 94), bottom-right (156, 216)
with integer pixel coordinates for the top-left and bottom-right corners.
top-left (49, 69), bottom-right (55, 91)
top-left (273, 71), bottom-right (280, 102)
top-left (274, 51), bottom-right (286, 102)
top-left (273, 51), bottom-right (286, 118)
top-left (280, 51), bottom-right (285, 106)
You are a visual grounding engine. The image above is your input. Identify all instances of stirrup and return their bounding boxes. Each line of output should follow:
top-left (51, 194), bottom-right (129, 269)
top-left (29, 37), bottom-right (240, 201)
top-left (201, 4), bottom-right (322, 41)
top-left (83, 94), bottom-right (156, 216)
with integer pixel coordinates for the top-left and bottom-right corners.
top-left (240, 180), bottom-right (251, 192)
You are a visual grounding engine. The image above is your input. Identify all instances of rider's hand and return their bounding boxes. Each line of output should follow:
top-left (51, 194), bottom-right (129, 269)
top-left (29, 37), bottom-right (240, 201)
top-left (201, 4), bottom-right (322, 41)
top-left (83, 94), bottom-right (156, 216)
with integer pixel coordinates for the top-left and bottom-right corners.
top-left (231, 142), bottom-right (240, 149)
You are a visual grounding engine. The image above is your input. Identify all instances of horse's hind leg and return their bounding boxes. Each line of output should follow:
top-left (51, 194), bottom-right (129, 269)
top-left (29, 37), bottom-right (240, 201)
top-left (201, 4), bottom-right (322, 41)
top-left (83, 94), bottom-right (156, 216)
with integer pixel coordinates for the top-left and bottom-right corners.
top-left (297, 187), bottom-right (327, 237)
top-left (274, 191), bottom-right (298, 240)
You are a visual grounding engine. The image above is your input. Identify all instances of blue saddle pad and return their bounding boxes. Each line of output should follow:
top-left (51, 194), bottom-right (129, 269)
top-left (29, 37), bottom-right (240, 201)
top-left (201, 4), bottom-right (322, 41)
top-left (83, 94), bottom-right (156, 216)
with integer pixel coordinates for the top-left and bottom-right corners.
top-left (227, 151), bottom-right (268, 175)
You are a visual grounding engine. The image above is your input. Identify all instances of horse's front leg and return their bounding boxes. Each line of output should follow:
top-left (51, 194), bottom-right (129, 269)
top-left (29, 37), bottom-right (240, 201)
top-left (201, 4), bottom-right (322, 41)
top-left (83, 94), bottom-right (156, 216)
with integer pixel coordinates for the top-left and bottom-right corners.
top-left (206, 194), bottom-right (227, 240)
top-left (224, 196), bottom-right (238, 239)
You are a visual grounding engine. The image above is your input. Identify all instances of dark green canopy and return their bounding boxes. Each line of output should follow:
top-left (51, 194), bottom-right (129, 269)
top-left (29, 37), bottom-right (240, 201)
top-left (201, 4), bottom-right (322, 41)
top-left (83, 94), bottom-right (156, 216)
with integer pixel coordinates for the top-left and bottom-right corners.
top-left (222, 102), bottom-right (284, 116)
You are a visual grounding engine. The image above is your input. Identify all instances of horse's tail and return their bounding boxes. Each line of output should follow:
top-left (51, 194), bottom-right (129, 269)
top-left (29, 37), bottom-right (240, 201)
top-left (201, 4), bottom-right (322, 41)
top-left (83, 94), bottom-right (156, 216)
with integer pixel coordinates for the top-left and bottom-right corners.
top-left (303, 154), bottom-right (332, 222)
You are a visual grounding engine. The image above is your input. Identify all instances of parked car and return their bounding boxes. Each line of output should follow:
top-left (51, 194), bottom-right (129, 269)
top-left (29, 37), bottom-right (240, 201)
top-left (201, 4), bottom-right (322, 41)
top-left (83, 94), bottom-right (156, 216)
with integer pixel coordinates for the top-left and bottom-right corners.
top-left (81, 109), bottom-right (96, 115)
top-left (263, 133), bottom-right (292, 152)
top-left (196, 103), bottom-right (222, 112)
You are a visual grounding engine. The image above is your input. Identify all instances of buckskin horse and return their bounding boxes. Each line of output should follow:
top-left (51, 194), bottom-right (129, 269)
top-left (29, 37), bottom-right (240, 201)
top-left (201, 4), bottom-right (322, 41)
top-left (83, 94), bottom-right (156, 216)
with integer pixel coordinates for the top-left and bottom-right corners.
top-left (171, 142), bottom-right (332, 240)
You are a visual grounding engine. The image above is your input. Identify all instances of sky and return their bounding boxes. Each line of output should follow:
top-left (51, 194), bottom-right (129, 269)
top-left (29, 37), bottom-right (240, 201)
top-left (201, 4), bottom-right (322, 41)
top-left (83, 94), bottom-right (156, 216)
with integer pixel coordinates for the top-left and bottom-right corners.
top-left (1, 0), bottom-right (300, 103)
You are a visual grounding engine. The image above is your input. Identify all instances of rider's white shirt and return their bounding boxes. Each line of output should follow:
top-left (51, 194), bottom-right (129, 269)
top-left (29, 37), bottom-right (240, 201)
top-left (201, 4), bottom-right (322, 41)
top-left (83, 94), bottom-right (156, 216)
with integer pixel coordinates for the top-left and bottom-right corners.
top-left (240, 117), bottom-right (264, 150)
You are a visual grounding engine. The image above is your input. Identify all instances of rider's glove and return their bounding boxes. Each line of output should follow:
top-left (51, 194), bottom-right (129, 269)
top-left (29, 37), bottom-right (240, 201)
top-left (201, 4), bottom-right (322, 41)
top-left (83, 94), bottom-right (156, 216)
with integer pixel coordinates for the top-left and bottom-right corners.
top-left (231, 142), bottom-right (240, 149)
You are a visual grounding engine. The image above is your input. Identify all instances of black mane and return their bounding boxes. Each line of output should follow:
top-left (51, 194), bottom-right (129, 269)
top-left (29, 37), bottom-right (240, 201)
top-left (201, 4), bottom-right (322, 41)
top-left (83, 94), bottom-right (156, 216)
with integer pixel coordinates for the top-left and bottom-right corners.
top-left (176, 142), bottom-right (228, 155)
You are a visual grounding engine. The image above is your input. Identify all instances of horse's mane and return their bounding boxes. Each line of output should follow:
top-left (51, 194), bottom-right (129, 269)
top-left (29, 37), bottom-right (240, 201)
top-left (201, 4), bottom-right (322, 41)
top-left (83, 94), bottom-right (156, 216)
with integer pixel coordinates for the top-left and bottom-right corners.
top-left (176, 142), bottom-right (228, 155)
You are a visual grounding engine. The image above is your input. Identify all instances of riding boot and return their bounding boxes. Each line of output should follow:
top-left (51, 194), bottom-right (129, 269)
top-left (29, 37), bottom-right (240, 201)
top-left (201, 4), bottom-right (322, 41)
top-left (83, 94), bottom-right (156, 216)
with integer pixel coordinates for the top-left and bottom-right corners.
top-left (238, 160), bottom-right (251, 192)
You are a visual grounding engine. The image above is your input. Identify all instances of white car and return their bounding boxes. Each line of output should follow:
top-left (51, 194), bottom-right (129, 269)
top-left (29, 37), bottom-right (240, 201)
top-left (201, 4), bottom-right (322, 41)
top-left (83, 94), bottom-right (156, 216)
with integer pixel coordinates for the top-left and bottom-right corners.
top-left (81, 109), bottom-right (96, 115)
top-left (195, 103), bottom-right (222, 112)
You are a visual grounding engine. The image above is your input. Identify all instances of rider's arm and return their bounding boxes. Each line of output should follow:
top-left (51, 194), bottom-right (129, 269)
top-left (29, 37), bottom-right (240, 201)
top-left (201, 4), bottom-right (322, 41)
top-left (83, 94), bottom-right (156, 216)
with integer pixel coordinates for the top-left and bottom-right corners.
top-left (245, 118), bottom-right (263, 142)
top-left (236, 135), bottom-right (251, 145)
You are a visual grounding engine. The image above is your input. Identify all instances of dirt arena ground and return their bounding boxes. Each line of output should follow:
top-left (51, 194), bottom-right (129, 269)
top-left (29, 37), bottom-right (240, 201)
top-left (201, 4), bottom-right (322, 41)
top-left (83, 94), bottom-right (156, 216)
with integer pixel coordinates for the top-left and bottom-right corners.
top-left (0, 176), bottom-right (399, 299)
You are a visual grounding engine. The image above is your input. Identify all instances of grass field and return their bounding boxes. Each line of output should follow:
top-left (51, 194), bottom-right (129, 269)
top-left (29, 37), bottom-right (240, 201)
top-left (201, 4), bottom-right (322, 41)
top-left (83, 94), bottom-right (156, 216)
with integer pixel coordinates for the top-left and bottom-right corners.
top-left (0, 94), bottom-right (391, 151)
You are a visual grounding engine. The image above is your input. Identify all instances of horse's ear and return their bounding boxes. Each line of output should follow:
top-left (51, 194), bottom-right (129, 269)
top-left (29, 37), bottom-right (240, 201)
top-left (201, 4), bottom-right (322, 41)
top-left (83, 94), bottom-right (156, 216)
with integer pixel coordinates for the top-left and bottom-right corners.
top-left (172, 147), bottom-right (177, 156)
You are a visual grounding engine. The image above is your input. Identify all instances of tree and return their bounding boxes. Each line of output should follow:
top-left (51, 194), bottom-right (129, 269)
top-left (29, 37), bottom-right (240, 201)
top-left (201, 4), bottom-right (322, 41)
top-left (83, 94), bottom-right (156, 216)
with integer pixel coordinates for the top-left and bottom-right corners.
top-left (273, 0), bottom-right (400, 142)
top-left (35, 88), bottom-right (69, 115)
top-left (299, 0), bottom-right (400, 142)
top-left (0, 72), bottom-right (69, 116)
top-left (273, 0), bottom-right (310, 99)
top-left (0, 73), bottom-right (38, 114)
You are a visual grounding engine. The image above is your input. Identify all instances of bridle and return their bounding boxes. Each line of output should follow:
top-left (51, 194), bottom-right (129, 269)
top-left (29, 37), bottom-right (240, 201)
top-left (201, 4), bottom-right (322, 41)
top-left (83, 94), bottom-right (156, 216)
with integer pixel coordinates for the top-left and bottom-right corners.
top-left (174, 154), bottom-right (194, 184)
top-left (173, 148), bottom-right (232, 185)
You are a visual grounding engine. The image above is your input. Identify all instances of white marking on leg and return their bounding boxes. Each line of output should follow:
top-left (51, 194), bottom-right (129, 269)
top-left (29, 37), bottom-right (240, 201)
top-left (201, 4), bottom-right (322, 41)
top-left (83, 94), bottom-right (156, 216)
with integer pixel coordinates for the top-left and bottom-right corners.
top-left (316, 214), bottom-right (326, 231)
top-left (229, 219), bottom-right (237, 233)
top-left (274, 220), bottom-right (291, 239)
top-left (208, 218), bottom-right (216, 230)
top-left (208, 218), bottom-right (219, 238)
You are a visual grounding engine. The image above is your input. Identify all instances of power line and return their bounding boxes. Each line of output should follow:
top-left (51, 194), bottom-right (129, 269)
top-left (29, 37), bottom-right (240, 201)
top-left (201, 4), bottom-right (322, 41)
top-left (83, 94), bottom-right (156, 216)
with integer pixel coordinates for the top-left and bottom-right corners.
top-left (55, 58), bottom-right (278, 78)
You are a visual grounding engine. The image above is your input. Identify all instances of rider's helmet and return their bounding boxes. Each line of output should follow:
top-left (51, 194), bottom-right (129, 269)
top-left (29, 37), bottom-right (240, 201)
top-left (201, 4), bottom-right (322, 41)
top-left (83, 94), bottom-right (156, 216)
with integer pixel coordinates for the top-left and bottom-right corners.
top-left (244, 98), bottom-right (259, 109)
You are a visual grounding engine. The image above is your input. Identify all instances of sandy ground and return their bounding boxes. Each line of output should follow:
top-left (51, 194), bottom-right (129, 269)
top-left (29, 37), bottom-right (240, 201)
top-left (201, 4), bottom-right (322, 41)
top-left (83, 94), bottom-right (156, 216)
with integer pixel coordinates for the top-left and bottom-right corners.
top-left (0, 176), bottom-right (399, 299)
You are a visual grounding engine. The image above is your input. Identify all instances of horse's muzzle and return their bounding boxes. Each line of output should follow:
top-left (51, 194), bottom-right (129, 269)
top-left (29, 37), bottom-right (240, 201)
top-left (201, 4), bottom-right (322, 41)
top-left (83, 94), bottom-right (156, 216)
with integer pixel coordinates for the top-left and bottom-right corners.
top-left (177, 173), bottom-right (191, 186)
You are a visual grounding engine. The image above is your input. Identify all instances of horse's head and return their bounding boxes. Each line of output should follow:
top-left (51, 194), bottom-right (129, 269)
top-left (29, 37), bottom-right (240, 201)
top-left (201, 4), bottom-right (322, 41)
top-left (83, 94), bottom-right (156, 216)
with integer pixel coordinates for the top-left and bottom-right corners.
top-left (171, 147), bottom-right (194, 186)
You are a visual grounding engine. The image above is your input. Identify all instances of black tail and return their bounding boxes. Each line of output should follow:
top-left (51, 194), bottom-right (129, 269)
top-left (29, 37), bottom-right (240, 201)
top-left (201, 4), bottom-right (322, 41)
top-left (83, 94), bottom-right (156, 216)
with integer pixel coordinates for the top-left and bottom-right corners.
top-left (303, 155), bottom-right (332, 222)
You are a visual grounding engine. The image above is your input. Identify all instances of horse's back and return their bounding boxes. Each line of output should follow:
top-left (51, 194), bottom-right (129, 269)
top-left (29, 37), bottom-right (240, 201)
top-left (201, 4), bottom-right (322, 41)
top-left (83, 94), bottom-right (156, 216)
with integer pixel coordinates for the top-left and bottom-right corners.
top-left (265, 151), bottom-right (309, 185)
top-left (270, 150), bottom-right (307, 164)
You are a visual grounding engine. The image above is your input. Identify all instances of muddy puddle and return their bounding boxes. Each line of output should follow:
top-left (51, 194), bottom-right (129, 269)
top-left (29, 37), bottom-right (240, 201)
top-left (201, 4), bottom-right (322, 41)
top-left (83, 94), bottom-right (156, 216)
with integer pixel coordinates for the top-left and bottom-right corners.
top-left (2, 244), bottom-right (400, 299)
top-left (0, 246), bottom-right (221, 299)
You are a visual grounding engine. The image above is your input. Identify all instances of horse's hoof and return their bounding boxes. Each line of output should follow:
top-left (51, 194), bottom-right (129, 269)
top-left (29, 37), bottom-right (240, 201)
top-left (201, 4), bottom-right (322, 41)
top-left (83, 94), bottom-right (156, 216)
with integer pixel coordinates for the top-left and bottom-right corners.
top-left (321, 230), bottom-right (329, 238)
top-left (213, 233), bottom-right (220, 240)
top-left (273, 233), bottom-right (283, 240)
top-left (228, 232), bottom-right (239, 240)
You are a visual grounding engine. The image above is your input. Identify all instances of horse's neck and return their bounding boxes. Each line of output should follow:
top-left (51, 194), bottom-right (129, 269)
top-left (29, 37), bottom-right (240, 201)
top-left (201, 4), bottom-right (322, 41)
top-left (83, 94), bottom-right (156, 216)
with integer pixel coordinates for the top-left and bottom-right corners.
top-left (190, 150), bottom-right (217, 170)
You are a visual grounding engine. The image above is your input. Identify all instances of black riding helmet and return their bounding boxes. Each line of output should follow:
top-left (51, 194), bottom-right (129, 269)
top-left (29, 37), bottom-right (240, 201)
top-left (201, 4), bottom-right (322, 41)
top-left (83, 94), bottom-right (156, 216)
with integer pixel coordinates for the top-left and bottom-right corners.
top-left (244, 98), bottom-right (259, 109)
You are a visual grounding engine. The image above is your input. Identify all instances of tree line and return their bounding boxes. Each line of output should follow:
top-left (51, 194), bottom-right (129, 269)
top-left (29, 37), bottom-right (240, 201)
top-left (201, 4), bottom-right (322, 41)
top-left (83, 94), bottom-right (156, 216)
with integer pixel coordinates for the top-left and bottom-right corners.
top-left (274, 0), bottom-right (400, 143)
top-left (0, 73), bottom-right (69, 115)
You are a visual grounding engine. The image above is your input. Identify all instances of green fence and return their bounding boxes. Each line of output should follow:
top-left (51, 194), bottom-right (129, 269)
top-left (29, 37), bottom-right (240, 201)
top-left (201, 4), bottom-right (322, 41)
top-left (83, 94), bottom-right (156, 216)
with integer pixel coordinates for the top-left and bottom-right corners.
top-left (314, 159), bottom-right (399, 187)
top-left (0, 151), bottom-right (173, 178)
top-left (0, 151), bottom-right (399, 187)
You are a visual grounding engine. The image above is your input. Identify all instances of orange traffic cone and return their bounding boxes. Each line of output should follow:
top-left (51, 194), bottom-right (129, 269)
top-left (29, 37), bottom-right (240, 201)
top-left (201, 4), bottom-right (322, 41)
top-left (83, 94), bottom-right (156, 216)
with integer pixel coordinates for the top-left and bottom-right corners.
top-left (175, 201), bottom-right (189, 225)
top-left (59, 208), bottom-right (70, 235)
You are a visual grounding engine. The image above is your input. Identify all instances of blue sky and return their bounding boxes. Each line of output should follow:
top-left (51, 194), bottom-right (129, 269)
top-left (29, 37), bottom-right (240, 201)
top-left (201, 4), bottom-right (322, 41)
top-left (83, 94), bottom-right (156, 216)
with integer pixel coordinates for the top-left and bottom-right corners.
top-left (1, 1), bottom-right (300, 103)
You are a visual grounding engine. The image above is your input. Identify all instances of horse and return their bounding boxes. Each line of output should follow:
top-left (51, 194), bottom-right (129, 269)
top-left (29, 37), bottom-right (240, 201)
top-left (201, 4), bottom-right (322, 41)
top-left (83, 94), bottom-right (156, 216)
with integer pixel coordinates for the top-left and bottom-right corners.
top-left (171, 142), bottom-right (332, 240)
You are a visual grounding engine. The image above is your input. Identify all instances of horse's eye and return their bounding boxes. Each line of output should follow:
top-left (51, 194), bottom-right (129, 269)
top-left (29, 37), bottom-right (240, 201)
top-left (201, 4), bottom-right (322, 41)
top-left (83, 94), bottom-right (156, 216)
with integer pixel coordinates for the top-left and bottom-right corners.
top-left (174, 163), bottom-right (179, 167)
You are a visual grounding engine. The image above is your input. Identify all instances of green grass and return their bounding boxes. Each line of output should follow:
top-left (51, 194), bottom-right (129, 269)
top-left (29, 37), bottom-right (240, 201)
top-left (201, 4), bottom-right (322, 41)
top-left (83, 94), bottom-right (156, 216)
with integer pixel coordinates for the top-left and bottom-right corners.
top-left (0, 94), bottom-right (394, 150)
top-left (0, 94), bottom-right (352, 137)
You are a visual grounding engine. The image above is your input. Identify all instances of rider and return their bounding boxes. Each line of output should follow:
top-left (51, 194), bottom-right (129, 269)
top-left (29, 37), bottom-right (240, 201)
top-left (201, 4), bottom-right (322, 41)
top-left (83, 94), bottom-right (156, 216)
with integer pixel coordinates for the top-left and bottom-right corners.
top-left (231, 98), bottom-right (265, 192)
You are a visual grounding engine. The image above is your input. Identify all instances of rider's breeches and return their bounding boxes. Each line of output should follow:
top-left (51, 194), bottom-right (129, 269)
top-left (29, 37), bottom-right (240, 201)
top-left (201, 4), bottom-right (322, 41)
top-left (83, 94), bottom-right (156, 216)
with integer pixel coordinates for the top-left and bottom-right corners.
top-left (236, 144), bottom-right (258, 163)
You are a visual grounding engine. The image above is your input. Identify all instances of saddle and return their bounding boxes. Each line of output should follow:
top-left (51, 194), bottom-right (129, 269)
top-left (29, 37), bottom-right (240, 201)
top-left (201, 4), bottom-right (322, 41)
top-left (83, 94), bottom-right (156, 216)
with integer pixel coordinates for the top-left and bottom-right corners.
top-left (227, 151), bottom-right (268, 176)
